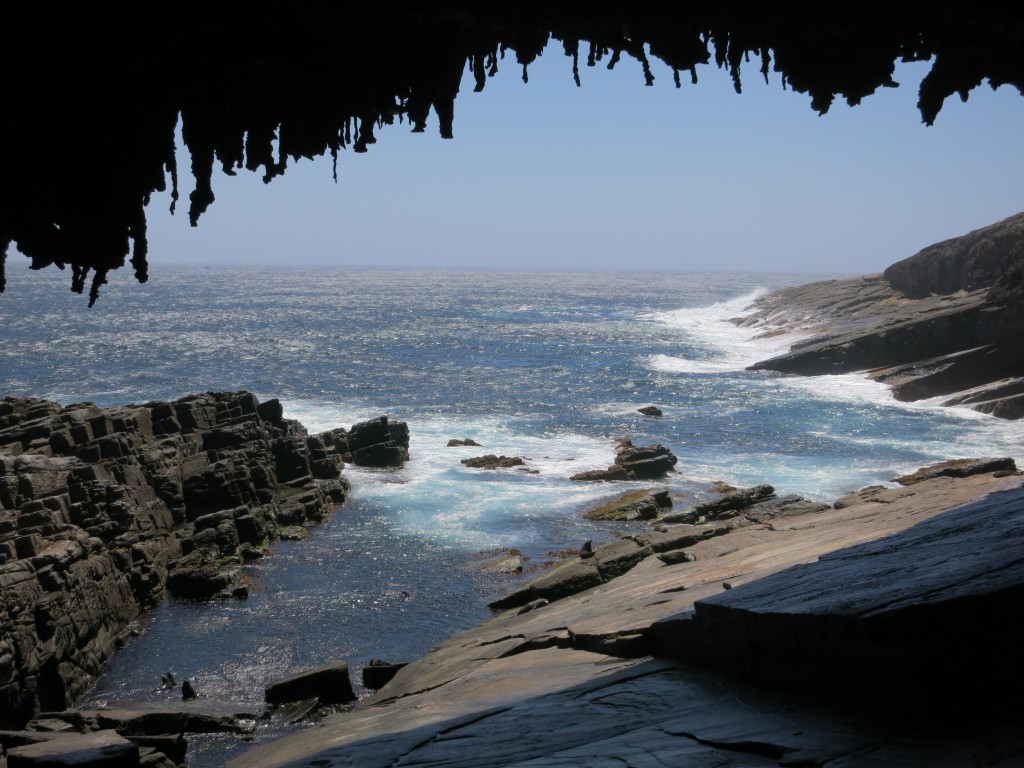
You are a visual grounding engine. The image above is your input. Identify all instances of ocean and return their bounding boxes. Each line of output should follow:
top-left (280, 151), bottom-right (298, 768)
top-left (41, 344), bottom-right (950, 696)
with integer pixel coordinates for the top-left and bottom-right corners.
top-left (2, 265), bottom-right (1021, 764)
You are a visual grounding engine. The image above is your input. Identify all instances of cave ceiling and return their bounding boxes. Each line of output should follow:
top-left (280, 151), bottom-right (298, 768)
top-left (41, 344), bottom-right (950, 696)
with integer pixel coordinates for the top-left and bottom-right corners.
top-left (2, 4), bottom-right (1022, 304)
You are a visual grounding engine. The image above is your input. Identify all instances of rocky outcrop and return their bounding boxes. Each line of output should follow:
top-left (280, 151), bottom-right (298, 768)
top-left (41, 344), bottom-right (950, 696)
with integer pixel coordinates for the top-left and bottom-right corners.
top-left (233, 462), bottom-right (1024, 768)
top-left (330, 416), bottom-right (410, 468)
top-left (0, 392), bottom-right (354, 728)
top-left (570, 440), bottom-right (677, 481)
top-left (661, 484), bottom-right (783, 524)
top-left (740, 213), bottom-right (1024, 418)
top-left (892, 456), bottom-right (1016, 485)
top-left (581, 489), bottom-right (672, 521)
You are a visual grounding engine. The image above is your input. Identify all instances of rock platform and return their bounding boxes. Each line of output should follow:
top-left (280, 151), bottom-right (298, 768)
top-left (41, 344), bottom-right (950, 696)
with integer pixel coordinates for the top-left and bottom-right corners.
top-left (234, 464), bottom-right (1024, 767)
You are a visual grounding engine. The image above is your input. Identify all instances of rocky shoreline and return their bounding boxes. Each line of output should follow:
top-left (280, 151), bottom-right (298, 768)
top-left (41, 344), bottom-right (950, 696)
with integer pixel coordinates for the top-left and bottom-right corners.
top-left (0, 392), bottom-right (410, 732)
top-left (2, 400), bottom-right (1022, 766)
top-left (229, 458), bottom-right (1024, 767)
top-left (736, 211), bottom-right (1024, 418)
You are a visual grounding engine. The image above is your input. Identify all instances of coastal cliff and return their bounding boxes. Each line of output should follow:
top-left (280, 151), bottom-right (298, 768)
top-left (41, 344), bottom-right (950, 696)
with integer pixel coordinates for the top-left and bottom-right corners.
top-left (0, 392), bottom-right (408, 728)
top-left (739, 212), bottom-right (1024, 417)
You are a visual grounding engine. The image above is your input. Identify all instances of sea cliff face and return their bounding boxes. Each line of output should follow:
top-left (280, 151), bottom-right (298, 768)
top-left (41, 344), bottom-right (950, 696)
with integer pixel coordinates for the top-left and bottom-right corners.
top-left (739, 212), bottom-right (1024, 417)
top-left (0, 393), bottom-right (415, 727)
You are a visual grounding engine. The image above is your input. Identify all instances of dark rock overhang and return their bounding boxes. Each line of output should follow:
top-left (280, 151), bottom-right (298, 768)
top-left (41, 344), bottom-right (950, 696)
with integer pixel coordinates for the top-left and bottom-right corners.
top-left (2, 3), bottom-right (1022, 303)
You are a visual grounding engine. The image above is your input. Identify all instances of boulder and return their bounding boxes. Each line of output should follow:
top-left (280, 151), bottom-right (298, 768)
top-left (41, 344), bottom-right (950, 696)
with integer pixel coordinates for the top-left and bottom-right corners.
top-left (637, 405), bottom-right (663, 417)
top-left (265, 662), bottom-right (356, 706)
top-left (361, 660), bottom-right (407, 690)
top-left (447, 438), bottom-right (481, 447)
top-left (347, 417), bottom-right (409, 467)
top-left (571, 442), bottom-right (678, 481)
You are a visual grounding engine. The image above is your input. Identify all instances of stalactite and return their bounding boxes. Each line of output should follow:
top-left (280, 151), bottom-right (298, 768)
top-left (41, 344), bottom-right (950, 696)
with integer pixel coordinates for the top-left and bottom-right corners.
top-left (563, 39), bottom-right (581, 87)
top-left (88, 268), bottom-right (107, 308)
top-left (0, 240), bottom-right (7, 295)
top-left (128, 201), bottom-right (149, 285)
top-left (71, 264), bottom-right (88, 295)
top-left (471, 53), bottom-right (486, 92)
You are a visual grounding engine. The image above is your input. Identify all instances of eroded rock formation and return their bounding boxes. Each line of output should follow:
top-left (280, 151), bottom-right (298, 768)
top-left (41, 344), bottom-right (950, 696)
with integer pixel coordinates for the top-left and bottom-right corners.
top-left (3, 5), bottom-right (1023, 302)
top-left (0, 392), bottom-right (356, 728)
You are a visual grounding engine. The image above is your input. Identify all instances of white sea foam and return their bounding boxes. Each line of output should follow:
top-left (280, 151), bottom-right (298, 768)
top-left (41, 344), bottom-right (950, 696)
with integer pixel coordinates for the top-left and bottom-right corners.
top-left (280, 400), bottom-right (624, 549)
top-left (643, 288), bottom-right (807, 374)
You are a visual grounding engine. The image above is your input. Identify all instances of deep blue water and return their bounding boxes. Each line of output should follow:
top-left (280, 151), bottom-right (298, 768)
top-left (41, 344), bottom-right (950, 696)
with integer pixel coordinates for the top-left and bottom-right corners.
top-left (2, 265), bottom-right (1021, 764)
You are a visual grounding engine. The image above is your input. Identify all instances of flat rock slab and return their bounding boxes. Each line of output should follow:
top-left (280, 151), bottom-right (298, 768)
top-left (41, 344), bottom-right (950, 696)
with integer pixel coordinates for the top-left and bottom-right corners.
top-left (659, 484), bottom-right (1024, 709)
top-left (233, 657), bottom-right (1022, 768)
top-left (6, 730), bottom-right (138, 767)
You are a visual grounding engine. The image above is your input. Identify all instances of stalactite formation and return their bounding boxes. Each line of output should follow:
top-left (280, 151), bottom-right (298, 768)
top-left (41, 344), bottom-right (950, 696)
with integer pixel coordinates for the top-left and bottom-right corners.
top-left (1, 4), bottom-right (1021, 303)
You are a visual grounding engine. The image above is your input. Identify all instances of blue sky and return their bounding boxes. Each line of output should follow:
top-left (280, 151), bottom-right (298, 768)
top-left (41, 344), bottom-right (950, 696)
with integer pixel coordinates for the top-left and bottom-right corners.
top-left (148, 47), bottom-right (1024, 274)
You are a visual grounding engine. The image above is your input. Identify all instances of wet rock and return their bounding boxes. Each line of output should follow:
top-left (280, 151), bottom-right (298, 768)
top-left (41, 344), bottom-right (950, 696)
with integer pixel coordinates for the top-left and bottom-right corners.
top-left (582, 489), bottom-right (671, 521)
top-left (662, 484), bottom-right (776, 524)
top-left (278, 525), bottom-right (308, 541)
top-left (347, 416), bottom-right (409, 467)
top-left (265, 662), bottom-right (356, 706)
top-left (479, 550), bottom-right (523, 574)
top-left (447, 438), bottom-right (481, 447)
top-left (461, 455), bottom-right (525, 469)
top-left (570, 442), bottom-right (677, 481)
top-left (637, 405), bottom-right (663, 416)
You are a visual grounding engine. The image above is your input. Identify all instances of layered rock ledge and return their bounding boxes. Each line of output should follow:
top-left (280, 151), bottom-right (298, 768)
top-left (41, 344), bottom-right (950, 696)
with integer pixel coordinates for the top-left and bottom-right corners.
top-left (234, 462), bottom-right (1024, 767)
top-left (738, 212), bottom-right (1024, 418)
top-left (0, 392), bottom-right (408, 728)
